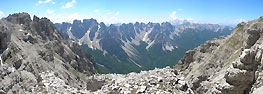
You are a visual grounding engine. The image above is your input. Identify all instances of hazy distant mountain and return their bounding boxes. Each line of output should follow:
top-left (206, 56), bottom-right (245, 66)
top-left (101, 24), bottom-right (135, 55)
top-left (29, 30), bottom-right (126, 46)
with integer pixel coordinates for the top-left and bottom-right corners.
top-left (55, 19), bottom-right (233, 73)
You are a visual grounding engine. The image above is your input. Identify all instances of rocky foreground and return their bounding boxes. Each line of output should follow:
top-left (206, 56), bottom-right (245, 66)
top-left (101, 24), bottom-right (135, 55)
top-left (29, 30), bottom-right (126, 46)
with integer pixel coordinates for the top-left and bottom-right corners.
top-left (88, 67), bottom-right (191, 94)
top-left (30, 67), bottom-right (191, 94)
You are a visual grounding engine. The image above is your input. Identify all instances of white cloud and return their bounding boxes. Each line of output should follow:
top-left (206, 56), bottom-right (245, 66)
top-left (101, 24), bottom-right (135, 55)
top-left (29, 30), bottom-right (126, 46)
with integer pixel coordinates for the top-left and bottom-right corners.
top-left (36, 0), bottom-right (54, 5)
top-left (46, 13), bottom-right (87, 23)
top-left (0, 11), bottom-right (4, 16)
top-left (191, 18), bottom-right (247, 26)
top-left (94, 9), bottom-right (100, 13)
top-left (134, 18), bottom-right (142, 22)
top-left (115, 11), bottom-right (120, 16)
top-left (46, 12), bottom-right (168, 25)
top-left (51, 1), bottom-right (55, 4)
top-left (169, 10), bottom-right (196, 23)
top-left (169, 10), bottom-right (177, 20)
top-left (46, 9), bottom-right (54, 14)
top-left (186, 18), bottom-right (194, 22)
top-left (236, 18), bottom-right (246, 23)
top-left (62, 0), bottom-right (76, 9)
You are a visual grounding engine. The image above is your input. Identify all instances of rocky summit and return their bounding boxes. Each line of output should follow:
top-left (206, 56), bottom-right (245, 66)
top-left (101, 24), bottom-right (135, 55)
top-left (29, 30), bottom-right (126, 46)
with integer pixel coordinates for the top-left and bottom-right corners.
top-left (0, 12), bottom-right (263, 94)
top-left (0, 13), bottom-right (96, 93)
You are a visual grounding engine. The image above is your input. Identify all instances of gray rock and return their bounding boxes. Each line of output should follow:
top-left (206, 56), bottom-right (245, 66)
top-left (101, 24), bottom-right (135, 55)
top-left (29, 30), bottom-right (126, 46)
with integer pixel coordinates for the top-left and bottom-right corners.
top-left (175, 17), bottom-right (263, 94)
top-left (0, 13), bottom-right (97, 93)
top-left (0, 90), bottom-right (6, 94)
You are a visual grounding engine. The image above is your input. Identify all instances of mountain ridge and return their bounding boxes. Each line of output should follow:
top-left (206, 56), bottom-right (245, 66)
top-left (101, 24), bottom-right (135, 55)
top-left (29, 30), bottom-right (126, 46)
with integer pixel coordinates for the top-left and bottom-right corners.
top-left (56, 18), bottom-right (233, 73)
top-left (0, 13), bottom-right (97, 93)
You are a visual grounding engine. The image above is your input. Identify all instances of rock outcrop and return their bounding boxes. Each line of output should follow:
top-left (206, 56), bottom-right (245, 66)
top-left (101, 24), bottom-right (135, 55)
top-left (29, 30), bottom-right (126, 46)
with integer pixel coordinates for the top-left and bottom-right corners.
top-left (86, 67), bottom-right (193, 94)
top-left (0, 13), bottom-right (97, 93)
top-left (175, 16), bottom-right (263, 94)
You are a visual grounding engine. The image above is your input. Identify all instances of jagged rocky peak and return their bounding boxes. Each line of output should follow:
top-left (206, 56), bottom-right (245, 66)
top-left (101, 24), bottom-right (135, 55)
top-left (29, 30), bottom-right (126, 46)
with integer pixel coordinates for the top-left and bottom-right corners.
top-left (0, 13), bottom-right (97, 93)
top-left (55, 16), bottom-right (233, 73)
top-left (6, 12), bottom-right (31, 25)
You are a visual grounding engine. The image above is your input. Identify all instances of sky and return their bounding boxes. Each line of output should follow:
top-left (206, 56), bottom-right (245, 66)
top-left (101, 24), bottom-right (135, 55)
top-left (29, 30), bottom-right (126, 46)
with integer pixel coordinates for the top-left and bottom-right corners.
top-left (0, 0), bottom-right (262, 25)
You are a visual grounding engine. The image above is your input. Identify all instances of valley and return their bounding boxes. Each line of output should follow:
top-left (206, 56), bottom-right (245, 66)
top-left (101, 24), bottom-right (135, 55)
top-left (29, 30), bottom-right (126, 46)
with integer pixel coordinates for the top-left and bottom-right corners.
top-left (56, 20), bottom-right (233, 73)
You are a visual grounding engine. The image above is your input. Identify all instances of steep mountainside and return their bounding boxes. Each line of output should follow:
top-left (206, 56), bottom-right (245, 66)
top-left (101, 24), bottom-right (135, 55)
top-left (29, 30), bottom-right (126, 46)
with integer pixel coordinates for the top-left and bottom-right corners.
top-left (0, 13), bottom-right (96, 93)
top-left (174, 16), bottom-right (263, 94)
top-left (56, 19), bottom-right (233, 73)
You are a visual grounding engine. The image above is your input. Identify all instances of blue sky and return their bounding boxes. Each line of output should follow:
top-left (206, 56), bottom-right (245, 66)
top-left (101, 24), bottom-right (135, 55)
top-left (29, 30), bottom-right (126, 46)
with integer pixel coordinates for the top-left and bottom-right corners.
top-left (0, 0), bottom-right (262, 25)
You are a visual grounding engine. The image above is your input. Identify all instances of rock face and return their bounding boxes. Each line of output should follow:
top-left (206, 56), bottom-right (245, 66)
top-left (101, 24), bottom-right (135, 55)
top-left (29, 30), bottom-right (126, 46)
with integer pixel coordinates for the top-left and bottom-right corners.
top-left (0, 13), bottom-right (97, 93)
top-left (175, 16), bottom-right (263, 94)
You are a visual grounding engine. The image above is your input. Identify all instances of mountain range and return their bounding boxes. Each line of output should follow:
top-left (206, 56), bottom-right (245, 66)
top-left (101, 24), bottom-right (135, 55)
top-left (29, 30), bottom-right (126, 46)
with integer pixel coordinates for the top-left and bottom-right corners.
top-left (0, 12), bottom-right (263, 94)
top-left (55, 19), bottom-right (233, 73)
